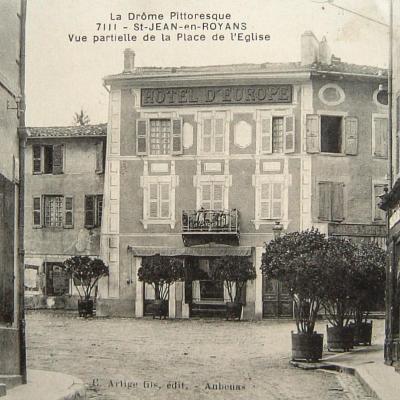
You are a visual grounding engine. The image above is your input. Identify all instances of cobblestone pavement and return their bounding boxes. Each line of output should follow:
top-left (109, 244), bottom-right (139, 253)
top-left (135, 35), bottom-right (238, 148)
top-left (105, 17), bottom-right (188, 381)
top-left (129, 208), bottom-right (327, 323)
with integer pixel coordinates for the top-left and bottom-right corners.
top-left (26, 311), bottom-right (381, 400)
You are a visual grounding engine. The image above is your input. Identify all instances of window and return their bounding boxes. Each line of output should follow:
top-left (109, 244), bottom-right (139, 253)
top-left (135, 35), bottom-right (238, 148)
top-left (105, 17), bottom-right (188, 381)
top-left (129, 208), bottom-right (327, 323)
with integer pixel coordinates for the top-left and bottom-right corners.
top-left (373, 184), bottom-right (387, 222)
top-left (32, 144), bottom-right (64, 174)
top-left (372, 115), bottom-right (388, 158)
top-left (260, 182), bottom-right (282, 219)
top-left (318, 182), bottom-right (344, 222)
top-left (200, 182), bottom-right (224, 210)
top-left (258, 112), bottom-right (295, 154)
top-left (33, 195), bottom-right (73, 228)
top-left (85, 195), bottom-right (103, 228)
top-left (200, 112), bottom-right (226, 154)
top-left (136, 118), bottom-right (183, 156)
top-left (321, 116), bottom-right (342, 153)
top-left (149, 183), bottom-right (170, 219)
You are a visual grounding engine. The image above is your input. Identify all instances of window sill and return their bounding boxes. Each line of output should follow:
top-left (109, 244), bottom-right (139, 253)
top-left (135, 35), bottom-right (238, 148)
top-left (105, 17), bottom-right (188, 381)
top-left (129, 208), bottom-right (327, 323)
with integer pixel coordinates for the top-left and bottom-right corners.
top-left (252, 219), bottom-right (289, 230)
top-left (140, 219), bottom-right (176, 229)
top-left (318, 152), bottom-right (347, 157)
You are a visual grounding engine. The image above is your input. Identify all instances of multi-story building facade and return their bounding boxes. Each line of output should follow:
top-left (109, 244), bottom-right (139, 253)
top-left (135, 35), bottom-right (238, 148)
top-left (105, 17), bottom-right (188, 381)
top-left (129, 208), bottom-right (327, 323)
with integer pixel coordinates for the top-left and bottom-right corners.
top-left (95, 31), bottom-right (388, 320)
top-left (23, 124), bottom-right (106, 309)
top-left (0, 0), bottom-right (27, 384)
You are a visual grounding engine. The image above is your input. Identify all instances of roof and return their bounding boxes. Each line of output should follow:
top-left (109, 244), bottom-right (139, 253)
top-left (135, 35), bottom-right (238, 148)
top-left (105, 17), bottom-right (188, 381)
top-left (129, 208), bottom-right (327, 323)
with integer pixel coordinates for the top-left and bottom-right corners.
top-left (104, 60), bottom-right (387, 83)
top-left (25, 124), bottom-right (107, 139)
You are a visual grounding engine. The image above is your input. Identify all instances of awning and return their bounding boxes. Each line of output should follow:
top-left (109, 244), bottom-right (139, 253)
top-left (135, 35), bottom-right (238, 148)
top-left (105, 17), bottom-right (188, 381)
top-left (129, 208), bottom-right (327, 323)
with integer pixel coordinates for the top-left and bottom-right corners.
top-left (128, 245), bottom-right (253, 257)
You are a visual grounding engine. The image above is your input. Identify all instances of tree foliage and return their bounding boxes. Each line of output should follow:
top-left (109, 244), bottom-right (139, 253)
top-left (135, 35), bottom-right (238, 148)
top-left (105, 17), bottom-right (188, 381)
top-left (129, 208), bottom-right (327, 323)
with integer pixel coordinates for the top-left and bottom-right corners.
top-left (212, 256), bottom-right (256, 303)
top-left (138, 256), bottom-right (185, 301)
top-left (63, 256), bottom-right (109, 300)
top-left (73, 109), bottom-right (90, 126)
top-left (261, 229), bottom-right (327, 334)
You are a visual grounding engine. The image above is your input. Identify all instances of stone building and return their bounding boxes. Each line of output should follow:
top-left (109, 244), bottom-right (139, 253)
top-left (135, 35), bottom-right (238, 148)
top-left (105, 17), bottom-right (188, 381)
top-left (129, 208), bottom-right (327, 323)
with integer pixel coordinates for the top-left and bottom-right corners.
top-left (95, 31), bottom-right (388, 319)
top-left (0, 0), bottom-right (27, 385)
top-left (23, 124), bottom-right (106, 309)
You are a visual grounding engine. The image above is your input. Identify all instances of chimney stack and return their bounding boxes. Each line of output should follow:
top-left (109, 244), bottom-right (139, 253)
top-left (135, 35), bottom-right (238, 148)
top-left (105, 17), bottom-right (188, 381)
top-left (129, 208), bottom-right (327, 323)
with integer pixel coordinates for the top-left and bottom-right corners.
top-left (123, 48), bottom-right (135, 73)
top-left (301, 31), bottom-right (320, 66)
top-left (319, 36), bottom-right (331, 65)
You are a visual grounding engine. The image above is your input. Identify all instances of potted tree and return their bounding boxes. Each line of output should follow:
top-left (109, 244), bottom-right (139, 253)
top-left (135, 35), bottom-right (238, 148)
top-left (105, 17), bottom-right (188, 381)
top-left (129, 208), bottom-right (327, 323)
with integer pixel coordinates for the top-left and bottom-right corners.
top-left (212, 256), bottom-right (256, 320)
top-left (262, 229), bottom-right (327, 361)
top-left (350, 241), bottom-right (386, 345)
top-left (63, 256), bottom-right (109, 317)
top-left (137, 255), bottom-right (185, 319)
top-left (321, 237), bottom-right (357, 352)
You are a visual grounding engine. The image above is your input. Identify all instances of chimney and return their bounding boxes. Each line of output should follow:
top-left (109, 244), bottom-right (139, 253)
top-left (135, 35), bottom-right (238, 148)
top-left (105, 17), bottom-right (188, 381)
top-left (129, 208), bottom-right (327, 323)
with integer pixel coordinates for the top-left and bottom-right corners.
top-left (301, 31), bottom-right (319, 66)
top-left (123, 48), bottom-right (135, 73)
top-left (319, 36), bottom-right (331, 65)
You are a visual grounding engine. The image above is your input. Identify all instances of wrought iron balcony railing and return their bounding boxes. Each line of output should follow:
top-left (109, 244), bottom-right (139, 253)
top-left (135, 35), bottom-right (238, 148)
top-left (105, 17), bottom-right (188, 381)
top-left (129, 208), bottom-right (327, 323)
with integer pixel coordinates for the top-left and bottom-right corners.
top-left (182, 209), bottom-right (239, 233)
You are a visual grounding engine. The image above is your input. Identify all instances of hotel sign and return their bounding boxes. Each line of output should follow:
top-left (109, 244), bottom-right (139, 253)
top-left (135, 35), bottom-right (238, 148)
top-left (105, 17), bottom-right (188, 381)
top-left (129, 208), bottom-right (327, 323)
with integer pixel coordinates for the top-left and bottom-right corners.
top-left (141, 85), bottom-right (292, 107)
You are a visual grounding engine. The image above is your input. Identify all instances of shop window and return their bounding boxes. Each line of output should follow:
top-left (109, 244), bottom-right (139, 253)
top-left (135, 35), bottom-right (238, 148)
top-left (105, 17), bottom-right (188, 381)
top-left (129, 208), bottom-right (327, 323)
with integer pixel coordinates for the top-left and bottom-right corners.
top-left (136, 118), bottom-right (183, 156)
top-left (32, 144), bottom-right (64, 174)
top-left (33, 195), bottom-right (74, 228)
top-left (318, 181), bottom-right (345, 222)
top-left (321, 116), bottom-right (342, 153)
top-left (85, 195), bottom-right (103, 228)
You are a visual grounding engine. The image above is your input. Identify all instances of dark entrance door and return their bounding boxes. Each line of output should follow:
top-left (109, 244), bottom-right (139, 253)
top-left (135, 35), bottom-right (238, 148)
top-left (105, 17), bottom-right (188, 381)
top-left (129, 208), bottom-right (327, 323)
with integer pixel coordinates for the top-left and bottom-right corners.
top-left (262, 276), bottom-right (293, 318)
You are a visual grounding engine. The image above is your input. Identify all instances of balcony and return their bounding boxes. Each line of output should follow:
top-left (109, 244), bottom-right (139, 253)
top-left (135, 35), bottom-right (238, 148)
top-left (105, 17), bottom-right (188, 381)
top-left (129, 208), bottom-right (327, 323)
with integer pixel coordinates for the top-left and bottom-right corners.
top-left (181, 209), bottom-right (240, 246)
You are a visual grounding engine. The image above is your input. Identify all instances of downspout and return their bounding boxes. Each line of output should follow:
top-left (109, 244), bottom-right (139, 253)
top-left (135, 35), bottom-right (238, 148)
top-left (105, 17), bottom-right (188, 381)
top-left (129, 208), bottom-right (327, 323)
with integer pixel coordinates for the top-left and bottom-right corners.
top-left (18, 0), bottom-right (27, 384)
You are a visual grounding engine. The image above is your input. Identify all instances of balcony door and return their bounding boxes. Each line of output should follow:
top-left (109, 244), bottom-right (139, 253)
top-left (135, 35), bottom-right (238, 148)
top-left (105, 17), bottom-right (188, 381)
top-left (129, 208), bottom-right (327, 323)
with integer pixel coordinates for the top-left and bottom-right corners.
top-left (262, 276), bottom-right (293, 318)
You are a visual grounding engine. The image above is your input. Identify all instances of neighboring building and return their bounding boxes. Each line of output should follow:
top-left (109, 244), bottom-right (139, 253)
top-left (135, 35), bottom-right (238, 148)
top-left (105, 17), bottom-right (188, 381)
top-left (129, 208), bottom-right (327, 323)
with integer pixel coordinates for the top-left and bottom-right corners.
top-left (23, 124), bottom-right (106, 309)
top-left (96, 31), bottom-right (388, 320)
top-left (0, 0), bottom-right (27, 384)
top-left (381, 1), bottom-right (400, 368)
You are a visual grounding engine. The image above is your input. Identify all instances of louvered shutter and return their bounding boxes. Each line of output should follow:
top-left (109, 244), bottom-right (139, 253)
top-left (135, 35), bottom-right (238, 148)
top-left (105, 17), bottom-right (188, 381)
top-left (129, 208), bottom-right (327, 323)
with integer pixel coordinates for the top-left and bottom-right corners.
top-left (284, 115), bottom-right (295, 153)
top-left (33, 196), bottom-right (42, 227)
top-left (160, 183), bottom-right (170, 218)
top-left (52, 144), bottom-right (64, 174)
top-left (84, 195), bottom-right (95, 228)
top-left (260, 115), bottom-right (272, 154)
top-left (33, 145), bottom-right (42, 173)
top-left (95, 142), bottom-right (104, 173)
top-left (374, 118), bottom-right (388, 158)
top-left (149, 183), bottom-right (158, 218)
top-left (171, 118), bottom-right (183, 155)
top-left (64, 196), bottom-right (74, 228)
top-left (136, 119), bottom-right (148, 155)
top-left (318, 182), bottom-right (331, 220)
top-left (202, 118), bottom-right (212, 153)
top-left (271, 183), bottom-right (282, 218)
top-left (345, 117), bottom-right (358, 155)
top-left (260, 183), bottom-right (271, 219)
top-left (214, 115), bottom-right (225, 153)
top-left (332, 183), bottom-right (344, 221)
top-left (201, 184), bottom-right (211, 209)
top-left (306, 115), bottom-right (320, 153)
top-left (213, 183), bottom-right (224, 210)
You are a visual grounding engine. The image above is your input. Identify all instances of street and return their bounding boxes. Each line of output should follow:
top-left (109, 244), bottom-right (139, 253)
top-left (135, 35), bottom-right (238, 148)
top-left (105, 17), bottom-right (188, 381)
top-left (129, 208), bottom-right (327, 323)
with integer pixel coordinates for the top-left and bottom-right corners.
top-left (26, 311), bottom-right (380, 400)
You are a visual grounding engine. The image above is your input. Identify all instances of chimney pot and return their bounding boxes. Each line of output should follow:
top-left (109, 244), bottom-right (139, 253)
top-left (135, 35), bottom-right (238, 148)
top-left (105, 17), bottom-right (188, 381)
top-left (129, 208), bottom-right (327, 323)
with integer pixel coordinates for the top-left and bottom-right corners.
top-left (124, 48), bottom-right (135, 73)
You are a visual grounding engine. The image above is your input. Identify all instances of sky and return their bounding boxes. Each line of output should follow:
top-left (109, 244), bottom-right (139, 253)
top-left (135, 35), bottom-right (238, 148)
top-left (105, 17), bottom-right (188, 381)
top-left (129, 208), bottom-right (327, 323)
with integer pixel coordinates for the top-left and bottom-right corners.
top-left (24, 0), bottom-right (389, 127)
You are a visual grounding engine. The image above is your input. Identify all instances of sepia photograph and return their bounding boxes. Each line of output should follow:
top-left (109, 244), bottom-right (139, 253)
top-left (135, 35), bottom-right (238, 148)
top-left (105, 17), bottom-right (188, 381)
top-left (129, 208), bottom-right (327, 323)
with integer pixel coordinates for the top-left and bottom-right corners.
top-left (0, 0), bottom-right (399, 399)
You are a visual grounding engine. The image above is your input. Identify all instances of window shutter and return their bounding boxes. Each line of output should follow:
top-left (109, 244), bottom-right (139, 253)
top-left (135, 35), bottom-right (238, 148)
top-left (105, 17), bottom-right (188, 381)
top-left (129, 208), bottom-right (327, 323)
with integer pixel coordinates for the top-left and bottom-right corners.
top-left (332, 183), bottom-right (344, 221)
top-left (284, 115), bottom-right (295, 153)
top-left (345, 117), bottom-right (358, 155)
top-left (271, 183), bottom-right (282, 218)
top-left (96, 195), bottom-right (103, 226)
top-left (95, 142), bottom-right (105, 173)
top-left (160, 183), bottom-right (170, 218)
top-left (260, 115), bottom-right (272, 154)
top-left (318, 182), bottom-right (331, 220)
top-left (149, 183), bottom-right (158, 218)
top-left (52, 144), bottom-right (64, 174)
top-left (64, 196), bottom-right (74, 228)
top-left (32, 145), bottom-right (42, 174)
top-left (306, 115), bottom-right (320, 153)
top-left (374, 117), bottom-right (388, 158)
top-left (202, 118), bottom-right (212, 153)
top-left (213, 183), bottom-right (224, 210)
top-left (260, 183), bottom-right (271, 219)
top-left (84, 195), bottom-right (95, 228)
top-left (201, 184), bottom-right (211, 209)
top-left (136, 119), bottom-right (148, 155)
top-left (171, 118), bottom-right (183, 155)
top-left (214, 116), bottom-right (225, 153)
top-left (33, 196), bottom-right (42, 227)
